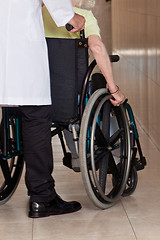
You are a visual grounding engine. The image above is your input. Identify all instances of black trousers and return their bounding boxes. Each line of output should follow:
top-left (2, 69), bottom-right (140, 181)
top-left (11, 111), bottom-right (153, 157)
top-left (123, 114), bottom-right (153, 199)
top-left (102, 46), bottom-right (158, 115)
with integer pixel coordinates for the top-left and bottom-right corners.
top-left (19, 105), bottom-right (56, 203)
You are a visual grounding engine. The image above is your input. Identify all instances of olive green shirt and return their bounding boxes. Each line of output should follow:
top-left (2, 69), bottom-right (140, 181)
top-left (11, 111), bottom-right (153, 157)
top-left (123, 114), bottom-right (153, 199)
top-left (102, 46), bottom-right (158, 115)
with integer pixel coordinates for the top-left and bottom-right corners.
top-left (42, 6), bottom-right (101, 39)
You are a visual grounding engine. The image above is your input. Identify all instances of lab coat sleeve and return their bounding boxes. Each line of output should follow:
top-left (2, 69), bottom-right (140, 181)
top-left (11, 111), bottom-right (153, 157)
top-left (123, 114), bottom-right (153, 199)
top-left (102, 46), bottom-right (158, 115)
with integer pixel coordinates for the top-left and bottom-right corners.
top-left (43, 0), bottom-right (74, 27)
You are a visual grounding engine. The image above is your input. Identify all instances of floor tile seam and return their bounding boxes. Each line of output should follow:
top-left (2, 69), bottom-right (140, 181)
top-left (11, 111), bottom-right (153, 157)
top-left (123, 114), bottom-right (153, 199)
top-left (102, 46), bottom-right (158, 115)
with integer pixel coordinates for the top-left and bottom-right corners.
top-left (32, 219), bottom-right (34, 240)
top-left (120, 200), bottom-right (137, 240)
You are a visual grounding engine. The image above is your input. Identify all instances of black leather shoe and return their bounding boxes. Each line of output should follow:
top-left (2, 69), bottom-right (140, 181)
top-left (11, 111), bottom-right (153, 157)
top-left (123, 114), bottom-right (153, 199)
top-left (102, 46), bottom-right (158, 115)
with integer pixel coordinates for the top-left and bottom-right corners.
top-left (29, 195), bottom-right (82, 218)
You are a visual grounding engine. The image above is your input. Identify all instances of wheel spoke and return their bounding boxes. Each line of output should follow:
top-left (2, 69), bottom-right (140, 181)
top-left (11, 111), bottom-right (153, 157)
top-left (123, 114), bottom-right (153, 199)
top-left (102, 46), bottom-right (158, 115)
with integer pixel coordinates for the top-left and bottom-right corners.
top-left (109, 129), bottom-right (123, 147)
top-left (95, 123), bottom-right (108, 147)
top-left (86, 146), bottom-right (107, 168)
top-left (108, 153), bottom-right (120, 181)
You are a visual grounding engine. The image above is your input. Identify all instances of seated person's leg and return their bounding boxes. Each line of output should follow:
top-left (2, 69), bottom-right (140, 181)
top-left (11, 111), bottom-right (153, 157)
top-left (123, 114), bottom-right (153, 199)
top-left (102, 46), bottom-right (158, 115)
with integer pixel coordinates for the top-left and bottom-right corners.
top-left (63, 129), bottom-right (80, 172)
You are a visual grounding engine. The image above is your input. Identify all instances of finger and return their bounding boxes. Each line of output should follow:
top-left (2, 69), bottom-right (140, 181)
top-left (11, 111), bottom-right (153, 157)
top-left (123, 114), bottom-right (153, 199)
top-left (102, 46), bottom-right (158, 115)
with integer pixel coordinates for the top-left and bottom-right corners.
top-left (80, 23), bottom-right (85, 31)
top-left (110, 99), bottom-right (118, 106)
top-left (120, 98), bottom-right (126, 104)
top-left (70, 28), bottom-right (79, 33)
top-left (70, 24), bottom-right (85, 32)
top-left (117, 98), bottom-right (126, 105)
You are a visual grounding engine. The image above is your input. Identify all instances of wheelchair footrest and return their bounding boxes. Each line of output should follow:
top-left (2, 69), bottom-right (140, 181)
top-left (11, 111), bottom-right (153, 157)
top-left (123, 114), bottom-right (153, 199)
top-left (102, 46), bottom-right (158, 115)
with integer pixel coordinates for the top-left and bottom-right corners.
top-left (134, 156), bottom-right (147, 171)
top-left (63, 152), bottom-right (72, 170)
top-left (63, 153), bottom-right (80, 172)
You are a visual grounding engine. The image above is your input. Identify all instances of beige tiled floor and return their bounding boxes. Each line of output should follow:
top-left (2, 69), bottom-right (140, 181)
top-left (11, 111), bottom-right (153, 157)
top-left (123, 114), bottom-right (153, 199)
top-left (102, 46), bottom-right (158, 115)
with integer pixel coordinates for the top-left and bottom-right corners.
top-left (1, 1), bottom-right (160, 239)
top-left (0, 122), bottom-right (160, 240)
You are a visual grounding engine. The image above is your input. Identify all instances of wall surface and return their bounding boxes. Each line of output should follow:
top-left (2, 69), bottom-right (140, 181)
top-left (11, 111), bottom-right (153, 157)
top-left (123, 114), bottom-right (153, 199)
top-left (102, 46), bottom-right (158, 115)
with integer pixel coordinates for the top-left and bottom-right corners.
top-left (92, 0), bottom-right (112, 53)
top-left (112, 0), bottom-right (160, 149)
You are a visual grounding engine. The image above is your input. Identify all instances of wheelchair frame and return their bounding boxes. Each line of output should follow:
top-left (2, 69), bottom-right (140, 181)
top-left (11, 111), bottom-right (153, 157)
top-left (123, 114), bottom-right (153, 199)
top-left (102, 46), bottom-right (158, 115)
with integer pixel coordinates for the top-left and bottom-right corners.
top-left (0, 39), bottom-right (146, 208)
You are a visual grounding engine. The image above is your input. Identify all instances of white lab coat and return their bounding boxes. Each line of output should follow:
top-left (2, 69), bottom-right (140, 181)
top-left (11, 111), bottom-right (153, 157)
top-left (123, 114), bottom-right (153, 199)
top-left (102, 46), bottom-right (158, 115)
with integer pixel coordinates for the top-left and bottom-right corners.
top-left (0, 0), bottom-right (74, 105)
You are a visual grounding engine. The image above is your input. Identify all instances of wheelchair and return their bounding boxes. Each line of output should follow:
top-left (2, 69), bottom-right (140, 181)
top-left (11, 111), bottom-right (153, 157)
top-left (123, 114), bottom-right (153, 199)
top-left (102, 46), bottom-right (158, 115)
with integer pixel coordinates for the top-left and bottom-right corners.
top-left (0, 30), bottom-right (146, 209)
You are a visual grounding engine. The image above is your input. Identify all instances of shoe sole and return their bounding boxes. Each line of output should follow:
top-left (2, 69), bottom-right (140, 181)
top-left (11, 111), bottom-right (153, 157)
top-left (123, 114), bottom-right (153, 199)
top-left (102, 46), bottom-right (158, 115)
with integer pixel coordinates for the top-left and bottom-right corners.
top-left (28, 205), bottom-right (82, 218)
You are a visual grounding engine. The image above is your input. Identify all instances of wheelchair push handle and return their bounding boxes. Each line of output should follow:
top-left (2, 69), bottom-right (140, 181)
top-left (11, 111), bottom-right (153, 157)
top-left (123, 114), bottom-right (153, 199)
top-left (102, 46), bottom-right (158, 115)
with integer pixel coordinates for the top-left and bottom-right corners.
top-left (65, 23), bottom-right (74, 31)
top-left (65, 24), bottom-right (85, 39)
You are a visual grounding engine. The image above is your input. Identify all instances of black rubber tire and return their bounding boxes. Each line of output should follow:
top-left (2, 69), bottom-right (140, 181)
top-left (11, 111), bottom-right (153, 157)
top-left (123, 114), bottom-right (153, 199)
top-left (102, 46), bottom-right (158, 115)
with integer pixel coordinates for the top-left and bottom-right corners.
top-left (112, 163), bottom-right (138, 197)
top-left (122, 166), bottom-right (138, 197)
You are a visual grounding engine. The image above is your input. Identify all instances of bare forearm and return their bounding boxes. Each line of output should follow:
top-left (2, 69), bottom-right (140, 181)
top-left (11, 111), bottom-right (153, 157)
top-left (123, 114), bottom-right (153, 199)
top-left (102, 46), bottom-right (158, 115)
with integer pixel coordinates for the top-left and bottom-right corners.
top-left (89, 35), bottom-right (117, 92)
top-left (89, 35), bottom-right (125, 106)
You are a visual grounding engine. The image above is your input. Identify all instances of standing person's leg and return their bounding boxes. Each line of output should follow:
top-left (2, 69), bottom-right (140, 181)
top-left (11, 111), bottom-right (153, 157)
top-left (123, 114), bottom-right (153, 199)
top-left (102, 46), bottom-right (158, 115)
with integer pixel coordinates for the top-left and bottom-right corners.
top-left (20, 105), bottom-right (56, 202)
top-left (19, 105), bottom-right (81, 218)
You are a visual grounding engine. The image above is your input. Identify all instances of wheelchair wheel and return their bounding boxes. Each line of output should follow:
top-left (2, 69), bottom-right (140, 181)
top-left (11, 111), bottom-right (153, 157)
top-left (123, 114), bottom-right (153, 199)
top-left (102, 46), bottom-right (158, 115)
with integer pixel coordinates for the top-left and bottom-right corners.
top-left (120, 105), bottom-right (139, 197)
top-left (0, 155), bottom-right (24, 204)
top-left (0, 116), bottom-right (24, 205)
top-left (122, 165), bottom-right (138, 197)
top-left (79, 88), bottom-right (131, 209)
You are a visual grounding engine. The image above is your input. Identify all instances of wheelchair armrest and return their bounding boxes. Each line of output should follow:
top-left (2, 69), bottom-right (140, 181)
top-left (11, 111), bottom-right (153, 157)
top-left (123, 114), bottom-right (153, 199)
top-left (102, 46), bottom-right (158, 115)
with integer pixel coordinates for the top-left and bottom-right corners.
top-left (109, 55), bottom-right (120, 63)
